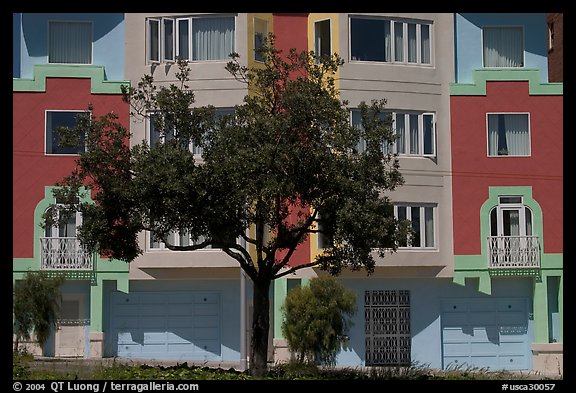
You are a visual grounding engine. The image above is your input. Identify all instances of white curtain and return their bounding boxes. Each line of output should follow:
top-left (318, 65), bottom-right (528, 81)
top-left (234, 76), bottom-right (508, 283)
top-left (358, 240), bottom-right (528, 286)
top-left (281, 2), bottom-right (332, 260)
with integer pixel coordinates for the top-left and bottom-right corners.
top-left (49, 21), bottom-right (92, 64)
top-left (487, 114), bottom-right (500, 155)
top-left (421, 25), bottom-right (431, 64)
top-left (394, 22), bottom-right (404, 62)
top-left (384, 21), bottom-right (391, 62)
top-left (408, 23), bottom-right (417, 63)
top-left (504, 114), bottom-right (530, 155)
top-left (483, 27), bottom-right (523, 67)
top-left (192, 17), bottom-right (235, 61)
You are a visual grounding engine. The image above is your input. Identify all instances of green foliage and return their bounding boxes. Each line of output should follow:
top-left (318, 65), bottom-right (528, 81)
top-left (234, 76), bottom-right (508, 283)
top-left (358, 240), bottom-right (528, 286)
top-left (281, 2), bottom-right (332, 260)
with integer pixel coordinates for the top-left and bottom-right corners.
top-left (281, 276), bottom-right (356, 365)
top-left (13, 271), bottom-right (65, 351)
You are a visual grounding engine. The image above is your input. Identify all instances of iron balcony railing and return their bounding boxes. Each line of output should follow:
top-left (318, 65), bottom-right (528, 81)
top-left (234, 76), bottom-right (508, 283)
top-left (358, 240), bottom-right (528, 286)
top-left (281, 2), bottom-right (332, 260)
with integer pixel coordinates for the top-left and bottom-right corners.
top-left (40, 237), bottom-right (94, 270)
top-left (487, 235), bottom-right (540, 269)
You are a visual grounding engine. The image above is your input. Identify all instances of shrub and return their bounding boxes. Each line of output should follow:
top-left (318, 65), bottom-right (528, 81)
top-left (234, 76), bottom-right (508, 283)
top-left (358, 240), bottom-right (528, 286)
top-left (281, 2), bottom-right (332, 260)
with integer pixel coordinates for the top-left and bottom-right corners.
top-left (281, 276), bottom-right (356, 366)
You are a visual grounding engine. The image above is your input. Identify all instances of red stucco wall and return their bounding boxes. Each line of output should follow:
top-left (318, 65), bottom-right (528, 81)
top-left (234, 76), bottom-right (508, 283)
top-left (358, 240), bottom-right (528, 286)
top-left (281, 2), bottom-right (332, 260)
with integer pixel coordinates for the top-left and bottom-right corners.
top-left (451, 81), bottom-right (563, 255)
top-left (13, 77), bottom-right (129, 258)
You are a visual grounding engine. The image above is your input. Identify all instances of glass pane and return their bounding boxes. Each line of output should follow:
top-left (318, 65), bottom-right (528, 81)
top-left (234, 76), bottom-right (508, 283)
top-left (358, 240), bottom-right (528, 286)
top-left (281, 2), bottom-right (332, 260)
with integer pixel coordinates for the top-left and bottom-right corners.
top-left (420, 24), bottom-right (431, 64)
top-left (525, 208), bottom-right (532, 236)
top-left (148, 20), bottom-right (160, 62)
top-left (255, 18), bottom-right (268, 62)
top-left (502, 114), bottom-right (529, 156)
top-left (423, 114), bottom-right (434, 155)
top-left (502, 210), bottom-right (520, 236)
top-left (424, 207), bottom-right (434, 247)
top-left (396, 206), bottom-right (407, 247)
top-left (483, 27), bottom-right (523, 67)
top-left (177, 19), bottom-right (190, 60)
top-left (49, 21), bottom-right (92, 64)
top-left (192, 16), bottom-right (235, 61)
top-left (58, 213), bottom-right (76, 237)
top-left (408, 23), bottom-right (417, 63)
top-left (410, 207), bottom-right (421, 247)
top-left (351, 18), bottom-right (388, 62)
top-left (490, 208), bottom-right (498, 236)
top-left (395, 114), bottom-right (405, 154)
top-left (315, 19), bottom-right (331, 58)
top-left (394, 22), bottom-right (404, 62)
top-left (163, 19), bottom-right (174, 61)
top-left (46, 111), bottom-right (85, 154)
top-left (409, 114), bottom-right (419, 154)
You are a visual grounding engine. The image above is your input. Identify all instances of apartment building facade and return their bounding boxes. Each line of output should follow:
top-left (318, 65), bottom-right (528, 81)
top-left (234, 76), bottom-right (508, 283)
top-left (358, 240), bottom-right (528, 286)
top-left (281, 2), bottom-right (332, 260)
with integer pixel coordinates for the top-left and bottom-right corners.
top-left (12, 13), bottom-right (130, 358)
top-left (13, 12), bottom-right (562, 375)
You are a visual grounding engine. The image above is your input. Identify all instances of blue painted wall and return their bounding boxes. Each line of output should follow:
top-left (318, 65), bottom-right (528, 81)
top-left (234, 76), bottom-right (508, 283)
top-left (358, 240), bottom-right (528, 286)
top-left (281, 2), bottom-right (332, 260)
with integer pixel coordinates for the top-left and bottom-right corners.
top-left (335, 277), bottom-right (534, 369)
top-left (13, 13), bottom-right (21, 78)
top-left (105, 279), bottom-right (244, 362)
top-left (454, 13), bottom-right (548, 84)
top-left (17, 13), bottom-right (125, 81)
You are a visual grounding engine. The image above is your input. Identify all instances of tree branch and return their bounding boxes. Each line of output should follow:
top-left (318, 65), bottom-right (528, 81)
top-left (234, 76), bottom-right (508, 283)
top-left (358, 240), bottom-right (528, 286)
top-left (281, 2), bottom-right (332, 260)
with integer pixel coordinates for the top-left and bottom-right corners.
top-left (273, 261), bottom-right (321, 280)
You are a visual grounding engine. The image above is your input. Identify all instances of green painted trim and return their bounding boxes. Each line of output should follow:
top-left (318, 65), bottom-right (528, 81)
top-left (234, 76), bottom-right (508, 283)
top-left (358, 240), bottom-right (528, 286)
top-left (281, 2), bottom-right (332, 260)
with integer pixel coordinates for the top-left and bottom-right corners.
top-left (533, 278), bottom-right (548, 343)
top-left (558, 275), bottom-right (563, 342)
top-left (90, 278), bottom-right (104, 333)
top-left (273, 279), bottom-right (288, 339)
top-left (13, 64), bottom-right (129, 94)
top-left (450, 68), bottom-right (563, 96)
top-left (12, 186), bottom-right (130, 277)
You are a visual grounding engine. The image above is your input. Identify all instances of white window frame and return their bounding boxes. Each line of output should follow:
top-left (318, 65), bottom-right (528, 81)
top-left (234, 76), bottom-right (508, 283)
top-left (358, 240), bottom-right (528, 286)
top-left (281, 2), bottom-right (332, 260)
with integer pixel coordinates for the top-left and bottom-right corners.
top-left (489, 196), bottom-right (533, 237)
top-left (349, 15), bottom-right (432, 66)
top-left (481, 25), bottom-right (525, 68)
top-left (44, 199), bottom-right (82, 238)
top-left (48, 20), bottom-right (93, 65)
top-left (148, 15), bottom-right (236, 65)
top-left (162, 18), bottom-right (176, 63)
top-left (314, 18), bottom-right (332, 60)
top-left (485, 112), bottom-right (531, 157)
top-left (146, 18), bottom-right (161, 64)
top-left (393, 111), bottom-right (436, 157)
top-left (394, 203), bottom-right (436, 249)
top-left (45, 110), bottom-right (89, 155)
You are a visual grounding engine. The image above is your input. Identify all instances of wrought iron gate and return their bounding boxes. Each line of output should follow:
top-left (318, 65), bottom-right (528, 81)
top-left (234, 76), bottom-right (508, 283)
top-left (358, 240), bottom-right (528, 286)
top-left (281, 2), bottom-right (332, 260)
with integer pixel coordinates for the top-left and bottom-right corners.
top-left (365, 289), bottom-right (411, 366)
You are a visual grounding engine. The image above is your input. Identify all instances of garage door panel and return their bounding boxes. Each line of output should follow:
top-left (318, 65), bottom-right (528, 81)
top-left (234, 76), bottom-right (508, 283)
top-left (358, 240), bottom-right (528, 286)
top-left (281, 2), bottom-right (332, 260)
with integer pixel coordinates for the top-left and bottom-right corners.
top-left (110, 291), bottom-right (221, 360)
top-left (441, 297), bottom-right (529, 371)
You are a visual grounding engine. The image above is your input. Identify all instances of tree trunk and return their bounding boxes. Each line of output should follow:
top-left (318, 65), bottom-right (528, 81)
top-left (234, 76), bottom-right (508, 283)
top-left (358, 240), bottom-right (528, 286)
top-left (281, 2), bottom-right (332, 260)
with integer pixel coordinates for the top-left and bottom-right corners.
top-left (249, 278), bottom-right (271, 376)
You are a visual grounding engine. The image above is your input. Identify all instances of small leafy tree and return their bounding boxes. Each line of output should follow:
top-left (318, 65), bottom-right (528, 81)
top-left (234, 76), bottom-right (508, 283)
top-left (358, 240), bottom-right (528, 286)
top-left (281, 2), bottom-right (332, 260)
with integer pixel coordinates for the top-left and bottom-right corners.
top-left (13, 271), bottom-right (65, 352)
top-left (281, 276), bottom-right (356, 366)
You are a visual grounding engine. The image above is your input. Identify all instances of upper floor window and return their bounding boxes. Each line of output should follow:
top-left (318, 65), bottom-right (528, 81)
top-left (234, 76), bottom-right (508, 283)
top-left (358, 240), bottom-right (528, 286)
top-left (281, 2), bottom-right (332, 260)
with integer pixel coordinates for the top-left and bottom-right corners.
top-left (48, 21), bottom-right (92, 64)
top-left (148, 108), bottom-right (235, 155)
top-left (487, 113), bottom-right (530, 157)
top-left (351, 110), bottom-right (436, 157)
top-left (350, 17), bottom-right (431, 65)
top-left (489, 196), bottom-right (533, 238)
top-left (45, 111), bottom-right (87, 155)
top-left (547, 22), bottom-right (555, 51)
top-left (394, 204), bottom-right (436, 249)
top-left (147, 15), bottom-right (235, 64)
top-left (315, 19), bottom-right (332, 59)
top-left (44, 196), bottom-right (82, 238)
top-left (482, 26), bottom-right (524, 68)
top-left (254, 18), bottom-right (268, 62)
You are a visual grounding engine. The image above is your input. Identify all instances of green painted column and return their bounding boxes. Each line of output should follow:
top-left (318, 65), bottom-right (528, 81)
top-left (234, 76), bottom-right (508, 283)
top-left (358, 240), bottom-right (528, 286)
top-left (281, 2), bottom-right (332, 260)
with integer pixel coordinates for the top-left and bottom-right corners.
top-left (532, 278), bottom-right (549, 343)
top-left (273, 279), bottom-right (288, 339)
top-left (90, 278), bottom-right (104, 333)
top-left (558, 274), bottom-right (563, 342)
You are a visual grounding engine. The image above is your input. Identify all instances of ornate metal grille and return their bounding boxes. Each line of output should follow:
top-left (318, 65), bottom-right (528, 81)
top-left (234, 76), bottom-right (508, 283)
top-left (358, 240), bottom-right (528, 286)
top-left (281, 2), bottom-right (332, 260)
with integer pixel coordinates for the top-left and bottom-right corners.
top-left (40, 237), bottom-right (94, 270)
top-left (365, 289), bottom-right (411, 366)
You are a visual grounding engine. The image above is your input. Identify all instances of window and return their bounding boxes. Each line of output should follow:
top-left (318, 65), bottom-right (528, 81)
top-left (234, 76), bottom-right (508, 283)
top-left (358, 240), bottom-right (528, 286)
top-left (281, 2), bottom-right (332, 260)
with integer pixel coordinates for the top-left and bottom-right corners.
top-left (148, 108), bottom-right (235, 155)
top-left (351, 110), bottom-right (436, 157)
top-left (482, 26), bottom-right (524, 67)
top-left (150, 230), bottom-right (206, 250)
top-left (46, 111), bottom-right (87, 155)
top-left (44, 197), bottom-right (82, 238)
top-left (395, 204), bottom-right (435, 248)
top-left (317, 213), bottom-right (332, 249)
top-left (489, 196), bottom-right (532, 238)
top-left (254, 18), bottom-right (268, 62)
top-left (487, 113), bottom-right (530, 156)
top-left (147, 15), bottom-right (235, 64)
top-left (315, 19), bottom-right (331, 59)
top-left (350, 17), bottom-right (431, 65)
top-left (48, 21), bottom-right (92, 64)
top-left (548, 22), bottom-right (555, 51)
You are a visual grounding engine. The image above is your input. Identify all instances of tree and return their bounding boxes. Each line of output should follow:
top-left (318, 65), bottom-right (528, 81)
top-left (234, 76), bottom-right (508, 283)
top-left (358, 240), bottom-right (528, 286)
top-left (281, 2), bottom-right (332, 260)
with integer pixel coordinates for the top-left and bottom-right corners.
top-left (281, 276), bottom-right (356, 366)
top-left (50, 35), bottom-right (409, 376)
top-left (13, 271), bottom-right (65, 352)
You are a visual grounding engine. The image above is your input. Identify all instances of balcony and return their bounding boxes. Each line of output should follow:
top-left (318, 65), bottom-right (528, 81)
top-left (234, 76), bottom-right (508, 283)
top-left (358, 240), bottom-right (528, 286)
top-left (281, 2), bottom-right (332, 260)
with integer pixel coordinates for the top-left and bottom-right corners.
top-left (487, 235), bottom-right (540, 271)
top-left (40, 237), bottom-right (94, 270)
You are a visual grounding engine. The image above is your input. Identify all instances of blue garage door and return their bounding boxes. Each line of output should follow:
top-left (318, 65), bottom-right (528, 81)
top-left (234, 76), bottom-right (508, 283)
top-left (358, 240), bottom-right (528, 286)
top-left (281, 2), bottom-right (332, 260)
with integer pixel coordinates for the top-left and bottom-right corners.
top-left (441, 298), bottom-right (530, 370)
top-left (110, 291), bottom-right (221, 361)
